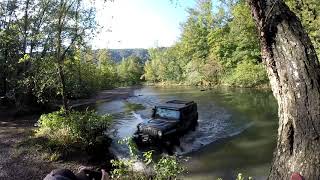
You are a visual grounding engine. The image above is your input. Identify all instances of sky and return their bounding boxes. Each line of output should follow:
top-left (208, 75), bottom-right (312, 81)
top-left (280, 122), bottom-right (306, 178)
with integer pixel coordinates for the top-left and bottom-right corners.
top-left (92, 0), bottom-right (196, 49)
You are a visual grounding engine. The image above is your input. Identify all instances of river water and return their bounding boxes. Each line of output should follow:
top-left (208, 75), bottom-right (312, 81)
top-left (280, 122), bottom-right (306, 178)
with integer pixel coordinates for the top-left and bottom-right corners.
top-left (94, 86), bottom-right (278, 180)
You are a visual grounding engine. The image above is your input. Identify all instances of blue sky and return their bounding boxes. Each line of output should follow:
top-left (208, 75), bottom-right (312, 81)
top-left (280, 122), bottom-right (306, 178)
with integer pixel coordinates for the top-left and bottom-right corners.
top-left (92, 0), bottom-right (196, 49)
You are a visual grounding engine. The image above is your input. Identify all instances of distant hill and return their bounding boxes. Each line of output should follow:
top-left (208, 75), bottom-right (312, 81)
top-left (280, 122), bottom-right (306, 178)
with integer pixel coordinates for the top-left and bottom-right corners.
top-left (108, 49), bottom-right (149, 63)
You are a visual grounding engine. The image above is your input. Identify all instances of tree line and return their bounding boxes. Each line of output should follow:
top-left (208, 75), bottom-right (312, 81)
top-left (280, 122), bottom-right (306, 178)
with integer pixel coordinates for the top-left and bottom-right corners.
top-left (0, 0), bottom-right (143, 109)
top-left (144, 0), bottom-right (320, 87)
top-left (1, 0), bottom-right (318, 109)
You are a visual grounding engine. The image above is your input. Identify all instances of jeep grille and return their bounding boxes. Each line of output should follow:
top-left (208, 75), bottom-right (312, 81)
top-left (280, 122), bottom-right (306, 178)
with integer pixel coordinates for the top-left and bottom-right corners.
top-left (141, 127), bottom-right (158, 136)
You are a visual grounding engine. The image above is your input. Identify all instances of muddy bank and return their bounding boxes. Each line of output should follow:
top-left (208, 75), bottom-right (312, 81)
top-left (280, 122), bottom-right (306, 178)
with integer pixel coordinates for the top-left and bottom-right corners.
top-left (70, 87), bottom-right (138, 109)
top-left (0, 87), bottom-right (136, 180)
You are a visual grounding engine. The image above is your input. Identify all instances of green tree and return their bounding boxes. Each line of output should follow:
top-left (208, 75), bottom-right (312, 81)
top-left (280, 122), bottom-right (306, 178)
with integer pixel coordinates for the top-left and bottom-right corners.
top-left (98, 49), bottom-right (117, 88)
top-left (52, 0), bottom-right (96, 110)
top-left (180, 0), bottom-right (213, 60)
top-left (144, 0), bottom-right (268, 87)
top-left (285, 0), bottom-right (320, 56)
top-left (117, 56), bottom-right (143, 85)
top-left (0, 1), bottom-right (21, 97)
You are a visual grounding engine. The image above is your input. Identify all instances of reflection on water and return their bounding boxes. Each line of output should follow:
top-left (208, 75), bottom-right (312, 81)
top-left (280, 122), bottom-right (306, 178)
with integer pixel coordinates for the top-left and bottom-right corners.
top-left (94, 86), bottom-right (278, 180)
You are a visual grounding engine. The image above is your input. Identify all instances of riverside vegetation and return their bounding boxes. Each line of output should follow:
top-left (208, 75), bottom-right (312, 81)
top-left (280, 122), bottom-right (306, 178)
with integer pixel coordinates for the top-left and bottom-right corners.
top-left (1, 0), bottom-right (320, 179)
top-left (144, 0), bottom-right (320, 87)
top-left (1, 0), bottom-right (319, 107)
top-left (34, 109), bottom-right (113, 160)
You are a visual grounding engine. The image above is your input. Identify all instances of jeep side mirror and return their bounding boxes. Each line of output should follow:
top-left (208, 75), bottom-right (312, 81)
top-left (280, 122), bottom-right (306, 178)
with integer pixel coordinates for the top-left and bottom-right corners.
top-left (152, 108), bottom-right (156, 117)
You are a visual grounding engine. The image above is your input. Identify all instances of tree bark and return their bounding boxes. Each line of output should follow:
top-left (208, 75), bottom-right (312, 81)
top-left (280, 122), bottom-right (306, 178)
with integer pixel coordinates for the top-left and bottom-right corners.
top-left (247, 0), bottom-right (320, 179)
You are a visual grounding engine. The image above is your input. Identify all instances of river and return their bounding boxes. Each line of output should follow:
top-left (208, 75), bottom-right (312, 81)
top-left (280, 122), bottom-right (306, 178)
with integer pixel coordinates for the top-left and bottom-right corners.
top-left (93, 86), bottom-right (278, 180)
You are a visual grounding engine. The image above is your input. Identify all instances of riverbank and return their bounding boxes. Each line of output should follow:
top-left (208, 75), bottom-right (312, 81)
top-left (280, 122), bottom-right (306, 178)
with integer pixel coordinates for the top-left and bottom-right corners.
top-left (143, 82), bottom-right (271, 90)
top-left (0, 87), bottom-right (136, 180)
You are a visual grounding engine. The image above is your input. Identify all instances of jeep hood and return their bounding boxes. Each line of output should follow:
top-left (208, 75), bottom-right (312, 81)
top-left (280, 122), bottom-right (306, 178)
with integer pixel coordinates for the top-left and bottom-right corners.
top-left (139, 118), bottom-right (178, 131)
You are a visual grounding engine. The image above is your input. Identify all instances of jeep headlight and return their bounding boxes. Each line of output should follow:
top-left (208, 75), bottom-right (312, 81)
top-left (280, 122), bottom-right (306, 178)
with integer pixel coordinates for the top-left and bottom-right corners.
top-left (157, 130), bottom-right (162, 137)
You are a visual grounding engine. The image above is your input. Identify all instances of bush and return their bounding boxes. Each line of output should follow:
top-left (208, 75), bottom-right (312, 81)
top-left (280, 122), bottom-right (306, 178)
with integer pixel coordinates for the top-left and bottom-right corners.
top-left (223, 61), bottom-right (268, 87)
top-left (35, 109), bottom-right (112, 149)
top-left (111, 153), bottom-right (184, 180)
top-left (154, 156), bottom-right (184, 180)
top-left (110, 138), bottom-right (185, 180)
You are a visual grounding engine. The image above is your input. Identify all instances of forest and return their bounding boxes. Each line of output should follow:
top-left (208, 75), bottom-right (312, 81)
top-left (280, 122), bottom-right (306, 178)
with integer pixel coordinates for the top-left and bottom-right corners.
top-left (1, 0), bottom-right (319, 107)
top-left (144, 0), bottom-right (320, 87)
top-left (0, 0), bottom-right (144, 108)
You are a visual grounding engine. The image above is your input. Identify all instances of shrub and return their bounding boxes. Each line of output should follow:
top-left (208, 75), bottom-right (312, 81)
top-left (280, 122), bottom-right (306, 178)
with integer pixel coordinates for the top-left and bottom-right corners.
top-left (35, 109), bottom-right (112, 149)
top-left (154, 156), bottom-right (184, 180)
top-left (223, 61), bottom-right (268, 87)
top-left (110, 158), bottom-right (138, 180)
top-left (110, 138), bottom-right (185, 180)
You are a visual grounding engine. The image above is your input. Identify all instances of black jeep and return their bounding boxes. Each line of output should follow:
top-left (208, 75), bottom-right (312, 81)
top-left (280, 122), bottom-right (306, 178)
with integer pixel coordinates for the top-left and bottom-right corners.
top-left (133, 100), bottom-right (198, 143)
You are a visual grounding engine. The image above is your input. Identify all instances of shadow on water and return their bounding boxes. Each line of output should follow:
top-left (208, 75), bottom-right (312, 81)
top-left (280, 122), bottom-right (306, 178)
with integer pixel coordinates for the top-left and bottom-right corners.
top-left (93, 86), bottom-right (278, 180)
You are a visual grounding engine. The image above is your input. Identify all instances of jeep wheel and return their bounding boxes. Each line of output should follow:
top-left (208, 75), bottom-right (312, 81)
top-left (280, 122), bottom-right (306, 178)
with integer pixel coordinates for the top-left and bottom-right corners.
top-left (174, 138), bottom-right (180, 146)
top-left (191, 125), bottom-right (196, 131)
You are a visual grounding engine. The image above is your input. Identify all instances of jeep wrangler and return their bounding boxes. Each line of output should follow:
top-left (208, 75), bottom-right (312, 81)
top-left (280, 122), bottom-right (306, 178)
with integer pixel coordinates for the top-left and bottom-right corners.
top-left (133, 100), bottom-right (198, 143)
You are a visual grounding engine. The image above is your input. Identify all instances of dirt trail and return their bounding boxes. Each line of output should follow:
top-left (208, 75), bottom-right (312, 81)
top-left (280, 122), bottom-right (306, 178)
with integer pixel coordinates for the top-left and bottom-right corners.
top-left (0, 87), bottom-right (136, 180)
top-left (0, 115), bottom-right (75, 180)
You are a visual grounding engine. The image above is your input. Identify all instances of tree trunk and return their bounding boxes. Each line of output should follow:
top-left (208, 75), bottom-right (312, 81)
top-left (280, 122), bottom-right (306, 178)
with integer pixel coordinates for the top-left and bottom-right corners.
top-left (56, 0), bottom-right (69, 111)
top-left (247, 0), bottom-right (320, 179)
top-left (1, 71), bottom-right (7, 96)
top-left (57, 62), bottom-right (68, 111)
top-left (22, 0), bottom-right (29, 54)
top-left (2, 49), bottom-right (8, 96)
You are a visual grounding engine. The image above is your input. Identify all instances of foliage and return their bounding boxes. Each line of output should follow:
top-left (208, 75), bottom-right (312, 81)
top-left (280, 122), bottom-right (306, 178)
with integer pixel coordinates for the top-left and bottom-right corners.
top-left (117, 56), bottom-right (144, 86)
top-left (22, 57), bottom-right (60, 103)
top-left (110, 137), bottom-right (185, 180)
top-left (110, 158), bottom-right (137, 180)
top-left (144, 0), bottom-right (318, 88)
top-left (285, 0), bottom-right (320, 56)
top-left (0, 0), bottom-right (144, 109)
top-left (144, 47), bottom-right (183, 83)
top-left (223, 61), bottom-right (268, 87)
top-left (108, 49), bottom-right (149, 63)
top-left (117, 137), bottom-right (140, 159)
top-left (64, 48), bottom-right (116, 99)
top-left (154, 156), bottom-right (184, 180)
top-left (144, 0), bottom-right (267, 88)
top-left (35, 108), bottom-right (112, 148)
top-left (1, 0), bottom-right (319, 107)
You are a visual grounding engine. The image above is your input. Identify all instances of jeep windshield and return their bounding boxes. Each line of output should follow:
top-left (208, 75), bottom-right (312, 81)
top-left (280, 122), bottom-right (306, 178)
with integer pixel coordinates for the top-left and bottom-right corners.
top-left (155, 107), bottom-right (180, 120)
